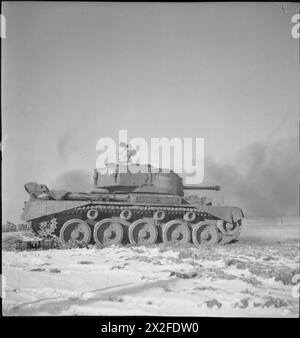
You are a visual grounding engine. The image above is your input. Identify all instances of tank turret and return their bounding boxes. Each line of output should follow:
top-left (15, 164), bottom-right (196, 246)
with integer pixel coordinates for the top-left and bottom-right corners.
top-left (92, 163), bottom-right (221, 196)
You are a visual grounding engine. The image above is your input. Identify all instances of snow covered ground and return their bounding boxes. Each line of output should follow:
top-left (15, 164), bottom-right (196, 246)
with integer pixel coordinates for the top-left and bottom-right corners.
top-left (2, 217), bottom-right (299, 317)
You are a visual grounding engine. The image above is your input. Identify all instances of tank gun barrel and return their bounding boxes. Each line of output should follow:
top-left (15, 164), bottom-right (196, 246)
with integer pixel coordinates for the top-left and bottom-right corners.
top-left (183, 185), bottom-right (221, 191)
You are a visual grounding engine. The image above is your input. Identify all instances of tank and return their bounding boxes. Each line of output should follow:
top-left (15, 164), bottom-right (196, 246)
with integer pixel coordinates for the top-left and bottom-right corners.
top-left (21, 162), bottom-right (244, 248)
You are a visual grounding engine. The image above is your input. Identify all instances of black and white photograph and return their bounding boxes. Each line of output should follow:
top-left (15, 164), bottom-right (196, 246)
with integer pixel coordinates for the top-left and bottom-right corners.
top-left (1, 1), bottom-right (299, 319)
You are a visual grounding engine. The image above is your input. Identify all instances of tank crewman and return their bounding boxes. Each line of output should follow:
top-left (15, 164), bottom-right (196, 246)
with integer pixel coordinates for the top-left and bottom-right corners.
top-left (93, 168), bottom-right (99, 186)
top-left (119, 142), bottom-right (137, 163)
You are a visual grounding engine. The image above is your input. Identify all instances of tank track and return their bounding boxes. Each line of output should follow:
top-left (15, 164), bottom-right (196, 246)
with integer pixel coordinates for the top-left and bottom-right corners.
top-left (31, 203), bottom-right (242, 248)
top-left (71, 204), bottom-right (211, 216)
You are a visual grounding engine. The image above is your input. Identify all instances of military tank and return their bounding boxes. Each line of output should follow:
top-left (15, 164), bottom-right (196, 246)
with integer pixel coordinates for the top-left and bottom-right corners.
top-left (21, 161), bottom-right (244, 248)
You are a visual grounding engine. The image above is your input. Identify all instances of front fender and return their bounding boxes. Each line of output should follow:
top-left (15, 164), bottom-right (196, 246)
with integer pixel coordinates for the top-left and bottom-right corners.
top-left (193, 205), bottom-right (244, 224)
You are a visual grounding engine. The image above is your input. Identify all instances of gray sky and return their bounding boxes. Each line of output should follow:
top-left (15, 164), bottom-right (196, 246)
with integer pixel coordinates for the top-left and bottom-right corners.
top-left (2, 2), bottom-right (299, 222)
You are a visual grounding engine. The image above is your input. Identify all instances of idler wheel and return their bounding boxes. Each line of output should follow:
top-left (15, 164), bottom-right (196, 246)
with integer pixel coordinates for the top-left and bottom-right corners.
top-left (128, 218), bottom-right (158, 245)
top-left (94, 218), bottom-right (128, 248)
top-left (60, 219), bottom-right (91, 245)
top-left (162, 220), bottom-right (191, 245)
top-left (218, 220), bottom-right (241, 235)
top-left (192, 222), bottom-right (218, 247)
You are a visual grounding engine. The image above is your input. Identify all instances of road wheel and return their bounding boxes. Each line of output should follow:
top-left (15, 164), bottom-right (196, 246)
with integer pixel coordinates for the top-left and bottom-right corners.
top-left (94, 218), bottom-right (128, 248)
top-left (192, 222), bottom-right (218, 247)
top-left (128, 218), bottom-right (158, 245)
top-left (60, 219), bottom-right (91, 246)
top-left (162, 220), bottom-right (191, 245)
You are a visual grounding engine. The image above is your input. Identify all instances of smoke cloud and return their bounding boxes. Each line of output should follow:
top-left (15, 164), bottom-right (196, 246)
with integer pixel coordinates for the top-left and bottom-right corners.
top-left (51, 170), bottom-right (91, 192)
top-left (203, 137), bottom-right (299, 217)
top-left (57, 128), bottom-right (83, 163)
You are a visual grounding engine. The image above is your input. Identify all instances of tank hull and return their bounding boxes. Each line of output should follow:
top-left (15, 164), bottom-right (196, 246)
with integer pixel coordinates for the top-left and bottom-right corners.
top-left (22, 195), bottom-right (244, 248)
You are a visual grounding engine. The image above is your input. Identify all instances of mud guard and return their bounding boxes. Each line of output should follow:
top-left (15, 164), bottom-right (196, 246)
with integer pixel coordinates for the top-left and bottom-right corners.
top-left (21, 200), bottom-right (91, 221)
top-left (193, 205), bottom-right (244, 224)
